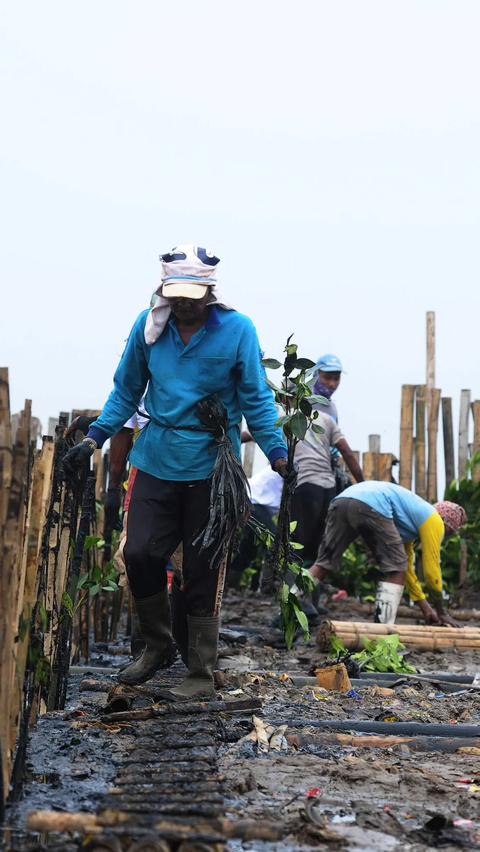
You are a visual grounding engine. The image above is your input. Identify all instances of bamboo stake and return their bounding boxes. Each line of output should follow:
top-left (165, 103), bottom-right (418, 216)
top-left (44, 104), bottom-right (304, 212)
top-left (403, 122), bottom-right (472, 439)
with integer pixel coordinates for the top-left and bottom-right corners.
top-left (427, 388), bottom-right (441, 502)
top-left (321, 620), bottom-right (480, 634)
top-left (0, 415), bottom-right (29, 799)
top-left (415, 385), bottom-right (426, 498)
top-left (399, 385), bottom-right (415, 489)
top-left (242, 441), bottom-right (255, 478)
top-left (458, 389), bottom-right (471, 479)
top-left (426, 311), bottom-right (435, 403)
top-left (0, 367), bottom-right (12, 529)
top-left (378, 453), bottom-right (397, 482)
top-left (441, 397), bottom-right (455, 489)
top-left (472, 400), bottom-right (480, 481)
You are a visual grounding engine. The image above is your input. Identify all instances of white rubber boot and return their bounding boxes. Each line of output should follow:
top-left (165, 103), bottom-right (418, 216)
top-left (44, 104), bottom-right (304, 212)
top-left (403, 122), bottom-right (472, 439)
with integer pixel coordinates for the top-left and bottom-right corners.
top-left (374, 581), bottom-right (404, 624)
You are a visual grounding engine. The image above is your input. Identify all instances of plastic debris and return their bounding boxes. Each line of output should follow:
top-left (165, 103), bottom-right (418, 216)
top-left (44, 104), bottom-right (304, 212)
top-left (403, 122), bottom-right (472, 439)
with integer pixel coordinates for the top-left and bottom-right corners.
top-left (346, 689), bottom-right (363, 699)
top-left (305, 787), bottom-right (322, 797)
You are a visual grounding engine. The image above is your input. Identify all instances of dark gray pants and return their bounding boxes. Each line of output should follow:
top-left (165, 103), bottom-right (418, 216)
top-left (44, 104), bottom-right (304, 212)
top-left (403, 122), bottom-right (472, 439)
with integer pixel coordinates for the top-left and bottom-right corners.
top-left (316, 497), bottom-right (407, 574)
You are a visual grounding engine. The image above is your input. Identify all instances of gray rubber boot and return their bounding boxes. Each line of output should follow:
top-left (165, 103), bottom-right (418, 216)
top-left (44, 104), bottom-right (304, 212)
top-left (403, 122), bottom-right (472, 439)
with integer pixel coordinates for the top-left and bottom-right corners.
top-left (159, 616), bottom-right (219, 701)
top-left (118, 588), bottom-right (175, 685)
top-left (171, 575), bottom-right (188, 665)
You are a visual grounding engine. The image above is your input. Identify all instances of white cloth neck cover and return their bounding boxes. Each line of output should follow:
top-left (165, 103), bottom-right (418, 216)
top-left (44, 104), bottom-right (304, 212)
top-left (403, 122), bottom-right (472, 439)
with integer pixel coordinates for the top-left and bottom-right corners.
top-left (374, 581), bottom-right (404, 624)
top-left (144, 284), bottom-right (234, 345)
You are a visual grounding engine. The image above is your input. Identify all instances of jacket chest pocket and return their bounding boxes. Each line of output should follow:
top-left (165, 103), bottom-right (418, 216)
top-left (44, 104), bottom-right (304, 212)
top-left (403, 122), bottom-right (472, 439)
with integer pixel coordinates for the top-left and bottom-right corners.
top-left (197, 356), bottom-right (231, 391)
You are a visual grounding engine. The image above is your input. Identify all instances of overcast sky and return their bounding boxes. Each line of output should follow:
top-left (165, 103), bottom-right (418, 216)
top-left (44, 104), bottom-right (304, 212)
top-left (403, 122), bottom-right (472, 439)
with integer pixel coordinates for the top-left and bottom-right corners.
top-left (1, 1), bottom-right (479, 488)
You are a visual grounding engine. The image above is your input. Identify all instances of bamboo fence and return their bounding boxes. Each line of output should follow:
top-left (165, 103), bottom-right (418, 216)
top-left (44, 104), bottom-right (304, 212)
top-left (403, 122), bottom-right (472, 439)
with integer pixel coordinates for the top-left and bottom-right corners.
top-left (0, 371), bottom-right (118, 812)
top-left (317, 620), bottom-right (480, 652)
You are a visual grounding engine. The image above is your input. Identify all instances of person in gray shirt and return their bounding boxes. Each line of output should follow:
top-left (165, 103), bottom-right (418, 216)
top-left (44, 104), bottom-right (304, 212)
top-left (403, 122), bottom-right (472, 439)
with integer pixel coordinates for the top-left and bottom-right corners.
top-left (292, 410), bottom-right (364, 566)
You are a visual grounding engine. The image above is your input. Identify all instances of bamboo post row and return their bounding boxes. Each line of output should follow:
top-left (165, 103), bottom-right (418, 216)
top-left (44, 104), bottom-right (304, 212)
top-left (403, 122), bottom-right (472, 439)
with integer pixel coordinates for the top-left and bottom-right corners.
top-left (317, 620), bottom-right (480, 652)
top-left (0, 371), bottom-right (123, 810)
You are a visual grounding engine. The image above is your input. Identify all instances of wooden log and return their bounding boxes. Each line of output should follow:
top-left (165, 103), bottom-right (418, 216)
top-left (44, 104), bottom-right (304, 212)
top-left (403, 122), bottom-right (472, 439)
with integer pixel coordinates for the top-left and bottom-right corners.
top-left (399, 385), bottom-right (415, 489)
top-left (414, 385), bottom-right (426, 498)
top-left (441, 397), bottom-right (455, 489)
top-left (473, 400), bottom-right (480, 481)
top-left (458, 389), bottom-right (471, 479)
top-left (26, 811), bottom-right (283, 842)
top-left (427, 388), bottom-right (441, 503)
top-left (363, 435), bottom-right (380, 481)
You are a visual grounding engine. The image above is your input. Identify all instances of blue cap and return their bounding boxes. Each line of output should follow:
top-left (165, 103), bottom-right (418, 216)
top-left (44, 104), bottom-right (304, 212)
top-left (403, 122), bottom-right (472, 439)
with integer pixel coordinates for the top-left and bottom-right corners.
top-left (316, 353), bottom-right (343, 372)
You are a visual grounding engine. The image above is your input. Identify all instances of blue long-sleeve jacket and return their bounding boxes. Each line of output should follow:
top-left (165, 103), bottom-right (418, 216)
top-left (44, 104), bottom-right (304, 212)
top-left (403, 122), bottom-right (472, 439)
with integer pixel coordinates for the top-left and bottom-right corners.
top-left (88, 306), bottom-right (287, 481)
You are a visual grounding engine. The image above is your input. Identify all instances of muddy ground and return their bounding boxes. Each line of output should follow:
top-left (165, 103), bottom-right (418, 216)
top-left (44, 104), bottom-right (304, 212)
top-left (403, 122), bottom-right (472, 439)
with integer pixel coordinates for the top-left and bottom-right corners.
top-left (5, 590), bottom-right (480, 852)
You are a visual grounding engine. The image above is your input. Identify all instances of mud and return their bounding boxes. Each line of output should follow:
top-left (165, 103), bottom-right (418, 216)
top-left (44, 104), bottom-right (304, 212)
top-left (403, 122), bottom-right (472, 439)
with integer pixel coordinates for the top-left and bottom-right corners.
top-left (4, 589), bottom-right (480, 851)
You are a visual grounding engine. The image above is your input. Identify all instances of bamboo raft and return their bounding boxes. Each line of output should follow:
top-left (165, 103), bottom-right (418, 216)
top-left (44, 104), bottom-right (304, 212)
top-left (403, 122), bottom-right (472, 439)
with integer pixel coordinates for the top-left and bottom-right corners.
top-left (316, 620), bottom-right (480, 652)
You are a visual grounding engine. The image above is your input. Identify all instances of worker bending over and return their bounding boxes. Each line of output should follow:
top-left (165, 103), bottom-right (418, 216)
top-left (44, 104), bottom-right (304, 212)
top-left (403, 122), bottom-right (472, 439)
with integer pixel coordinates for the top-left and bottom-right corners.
top-left (308, 481), bottom-right (466, 627)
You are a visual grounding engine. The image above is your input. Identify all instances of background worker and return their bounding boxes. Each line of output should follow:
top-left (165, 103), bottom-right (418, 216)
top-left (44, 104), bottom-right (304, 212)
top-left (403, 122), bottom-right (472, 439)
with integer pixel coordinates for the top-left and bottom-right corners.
top-left (63, 245), bottom-right (289, 699)
top-left (308, 480), bottom-right (466, 626)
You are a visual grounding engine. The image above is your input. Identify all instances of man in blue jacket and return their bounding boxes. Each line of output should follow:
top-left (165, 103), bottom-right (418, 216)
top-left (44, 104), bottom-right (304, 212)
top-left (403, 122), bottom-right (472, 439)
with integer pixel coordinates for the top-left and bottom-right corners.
top-left (63, 245), bottom-right (288, 698)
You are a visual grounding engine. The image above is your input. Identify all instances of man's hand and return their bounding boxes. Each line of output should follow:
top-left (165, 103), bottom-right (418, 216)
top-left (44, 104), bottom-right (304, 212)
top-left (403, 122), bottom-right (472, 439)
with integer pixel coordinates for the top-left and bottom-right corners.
top-left (273, 458), bottom-right (298, 493)
top-left (417, 599), bottom-right (440, 625)
top-left (437, 611), bottom-right (463, 629)
top-left (63, 438), bottom-right (97, 480)
top-left (66, 415), bottom-right (98, 447)
top-left (104, 488), bottom-right (123, 531)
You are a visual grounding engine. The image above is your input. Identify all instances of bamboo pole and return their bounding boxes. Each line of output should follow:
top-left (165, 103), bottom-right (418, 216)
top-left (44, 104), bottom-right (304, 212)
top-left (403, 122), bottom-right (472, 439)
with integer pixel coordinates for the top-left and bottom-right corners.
top-left (0, 413), bottom-right (29, 799)
top-left (317, 620), bottom-right (480, 651)
top-left (0, 367), bottom-right (12, 529)
top-left (472, 400), bottom-right (480, 481)
top-left (414, 385), bottom-right (426, 498)
top-left (399, 385), bottom-right (415, 489)
top-left (426, 311), bottom-right (435, 403)
top-left (378, 453), bottom-right (396, 482)
top-left (427, 388), bottom-right (441, 502)
top-left (458, 390), bottom-right (471, 479)
top-left (441, 397), bottom-right (455, 489)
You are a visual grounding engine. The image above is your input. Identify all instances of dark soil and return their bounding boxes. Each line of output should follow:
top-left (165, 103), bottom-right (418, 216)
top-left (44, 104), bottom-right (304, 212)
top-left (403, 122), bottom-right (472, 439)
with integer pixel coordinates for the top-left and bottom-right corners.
top-left (4, 589), bottom-right (480, 852)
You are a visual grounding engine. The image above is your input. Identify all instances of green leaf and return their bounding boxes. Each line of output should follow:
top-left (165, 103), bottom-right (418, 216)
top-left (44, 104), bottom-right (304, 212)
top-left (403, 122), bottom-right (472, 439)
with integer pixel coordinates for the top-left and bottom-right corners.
top-left (289, 411), bottom-right (308, 440)
top-left (293, 604), bottom-right (309, 632)
top-left (311, 423), bottom-right (325, 434)
top-left (106, 581), bottom-right (119, 591)
top-left (285, 619), bottom-right (296, 650)
top-left (84, 535), bottom-right (103, 552)
top-left (295, 358), bottom-right (316, 370)
top-left (330, 636), bottom-right (348, 654)
top-left (93, 565), bottom-right (102, 583)
top-left (282, 582), bottom-right (290, 603)
top-left (291, 541), bottom-right (304, 550)
top-left (262, 377), bottom-right (291, 396)
top-left (275, 415), bottom-right (292, 429)
top-left (260, 358), bottom-right (282, 369)
top-left (89, 583), bottom-right (101, 596)
top-left (300, 398), bottom-right (312, 417)
top-left (62, 592), bottom-right (74, 617)
top-left (289, 520), bottom-right (298, 533)
top-left (308, 395), bottom-right (330, 406)
top-left (285, 344), bottom-right (298, 355)
top-left (77, 573), bottom-right (89, 589)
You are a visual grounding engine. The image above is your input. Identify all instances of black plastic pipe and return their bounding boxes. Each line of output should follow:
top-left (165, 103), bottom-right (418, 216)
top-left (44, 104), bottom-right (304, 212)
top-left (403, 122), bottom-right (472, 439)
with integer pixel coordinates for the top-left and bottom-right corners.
top-left (269, 719), bottom-right (480, 738)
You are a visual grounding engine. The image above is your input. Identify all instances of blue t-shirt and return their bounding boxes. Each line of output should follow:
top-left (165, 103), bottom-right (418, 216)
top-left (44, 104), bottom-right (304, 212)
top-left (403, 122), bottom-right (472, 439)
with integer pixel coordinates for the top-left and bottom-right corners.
top-left (337, 481), bottom-right (435, 542)
top-left (88, 307), bottom-right (287, 481)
